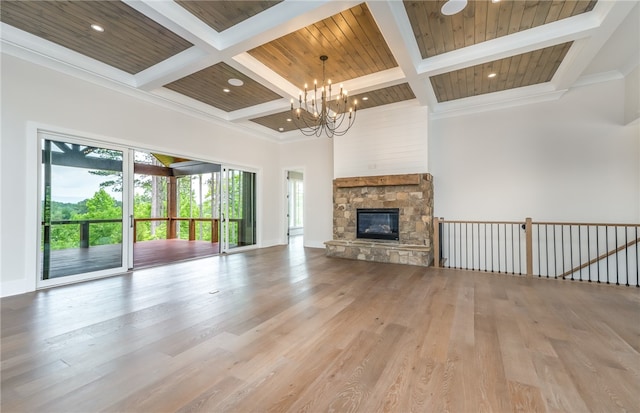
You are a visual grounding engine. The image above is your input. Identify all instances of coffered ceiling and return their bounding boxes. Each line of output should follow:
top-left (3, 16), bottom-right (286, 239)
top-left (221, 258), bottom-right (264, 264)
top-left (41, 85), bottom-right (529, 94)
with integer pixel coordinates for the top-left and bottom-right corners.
top-left (1, 1), bottom-right (637, 141)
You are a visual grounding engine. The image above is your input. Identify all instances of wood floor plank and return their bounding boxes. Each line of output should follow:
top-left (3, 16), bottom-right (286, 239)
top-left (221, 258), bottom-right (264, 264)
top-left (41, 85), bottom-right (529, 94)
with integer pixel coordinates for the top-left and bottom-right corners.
top-left (551, 338), bottom-right (639, 412)
top-left (325, 323), bottom-right (408, 412)
top-left (2, 241), bottom-right (639, 412)
top-left (531, 352), bottom-right (591, 413)
top-left (508, 379), bottom-right (547, 413)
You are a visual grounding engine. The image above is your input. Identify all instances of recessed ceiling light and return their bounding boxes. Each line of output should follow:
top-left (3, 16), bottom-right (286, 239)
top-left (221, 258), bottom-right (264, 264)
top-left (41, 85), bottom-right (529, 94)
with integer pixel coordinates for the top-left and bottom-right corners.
top-left (362, 97), bottom-right (369, 101)
top-left (223, 88), bottom-right (230, 93)
top-left (228, 78), bottom-right (244, 87)
top-left (90, 24), bottom-right (104, 32)
top-left (278, 127), bottom-right (284, 132)
top-left (286, 118), bottom-right (292, 122)
top-left (491, 0), bottom-right (501, 3)
top-left (488, 73), bottom-right (497, 78)
top-left (441, 0), bottom-right (467, 16)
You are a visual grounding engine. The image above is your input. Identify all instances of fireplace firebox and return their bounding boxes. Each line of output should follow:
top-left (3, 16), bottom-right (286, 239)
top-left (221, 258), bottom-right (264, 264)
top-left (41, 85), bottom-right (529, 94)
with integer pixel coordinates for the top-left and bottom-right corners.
top-left (356, 208), bottom-right (400, 241)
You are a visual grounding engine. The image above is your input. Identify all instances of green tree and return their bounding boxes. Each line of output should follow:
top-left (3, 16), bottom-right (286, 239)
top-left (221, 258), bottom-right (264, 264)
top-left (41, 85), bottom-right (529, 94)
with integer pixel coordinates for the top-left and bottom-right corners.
top-left (78, 189), bottom-right (123, 246)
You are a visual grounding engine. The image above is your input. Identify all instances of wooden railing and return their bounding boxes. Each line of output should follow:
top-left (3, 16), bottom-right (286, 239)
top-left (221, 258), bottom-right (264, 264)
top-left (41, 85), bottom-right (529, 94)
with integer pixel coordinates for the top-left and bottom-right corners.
top-left (134, 217), bottom-right (219, 243)
top-left (44, 217), bottom-right (242, 246)
top-left (433, 217), bottom-right (639, 287)
top-left (43, 219), bottom-right (122, 248)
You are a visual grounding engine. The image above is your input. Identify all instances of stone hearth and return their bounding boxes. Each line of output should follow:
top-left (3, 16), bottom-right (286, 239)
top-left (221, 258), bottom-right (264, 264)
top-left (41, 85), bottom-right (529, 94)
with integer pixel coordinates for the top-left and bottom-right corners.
top-left (325, 173), bottom-right (434, 266)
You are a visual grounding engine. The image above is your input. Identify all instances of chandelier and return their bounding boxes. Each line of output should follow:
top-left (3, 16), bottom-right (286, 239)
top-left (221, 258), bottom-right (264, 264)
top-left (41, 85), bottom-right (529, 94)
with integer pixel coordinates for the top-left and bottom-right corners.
top-left (290, 55), bottom-right (357, 138)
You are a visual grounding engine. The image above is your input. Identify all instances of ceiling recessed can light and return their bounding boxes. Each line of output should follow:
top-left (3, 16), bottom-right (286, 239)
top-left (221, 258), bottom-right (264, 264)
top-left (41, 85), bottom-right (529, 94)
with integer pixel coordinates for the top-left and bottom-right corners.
top-left (441, 0), bottom-right (467, 16)
top-left (91, 24), bottom-right (104, 32)
top-left (286, 118), bottom-right (292, 122)
top-left (228, 78), bottom-right (244, 87)
top-left (278, 127), bottom-right (284, 132)
top-left (362, 97), bottom-right (369, 101)
top-left (488, 73), bottom-right (497, 78)
top-left (223, 88), bottom-right (230, 93)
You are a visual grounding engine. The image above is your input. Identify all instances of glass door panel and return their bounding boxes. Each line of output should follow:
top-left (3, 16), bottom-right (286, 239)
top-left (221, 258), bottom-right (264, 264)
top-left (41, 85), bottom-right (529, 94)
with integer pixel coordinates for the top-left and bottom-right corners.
top-left (132, 152), bottom-right (222, 268)
top-left (222, 168), bottom-right (256, 251)
top-left (39, 134), bottom-right (128, 286)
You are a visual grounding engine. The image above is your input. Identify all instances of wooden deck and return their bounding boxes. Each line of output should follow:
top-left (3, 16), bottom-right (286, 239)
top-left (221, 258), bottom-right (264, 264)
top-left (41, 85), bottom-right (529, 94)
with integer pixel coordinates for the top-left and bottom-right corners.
top-left (7, 243), bottom-right (639, 412)
top-left (43, 239), bottom-right (220, 277)
top-left (133, 239), bottom-right (219, 269)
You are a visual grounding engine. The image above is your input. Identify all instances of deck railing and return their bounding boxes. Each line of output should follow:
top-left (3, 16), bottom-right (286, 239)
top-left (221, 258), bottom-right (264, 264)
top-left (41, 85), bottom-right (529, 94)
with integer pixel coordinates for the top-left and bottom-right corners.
top-left (434, 217), bottom-right (639, 287)
top-left (43, 219), bottom-right (122, 248)
top-left (44, 217), bottom-right (241, 247)
top-left (133, 217), bottom-right (219, 243)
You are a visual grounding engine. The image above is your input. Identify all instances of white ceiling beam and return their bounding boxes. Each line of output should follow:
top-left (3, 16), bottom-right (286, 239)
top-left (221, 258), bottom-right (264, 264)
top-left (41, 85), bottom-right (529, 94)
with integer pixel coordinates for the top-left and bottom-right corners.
top-left (418, 10), bottom-right (605, 77)
top-left (120, 0), bottom-right (226, 91)
top-left (134, 47), bottom-right (220, 91)
top-left (217, 1), bottom-right (361, 56)
top-left (231, 53), bottom-right (300, 100)
top-left (367, 1), bottom-right (433, 107)
top-left (341, 67), bottom-right (408, 94)
top-left (126, 0), bottom-right (361, 98)
top-left (222, 62), bottom-right (409, 122)
top-left (122, 0), bottom-right (221, 52)
top-left (228, 99), bottom-right (292, 122)
top-left (552, 0), bottom-right (638, 91)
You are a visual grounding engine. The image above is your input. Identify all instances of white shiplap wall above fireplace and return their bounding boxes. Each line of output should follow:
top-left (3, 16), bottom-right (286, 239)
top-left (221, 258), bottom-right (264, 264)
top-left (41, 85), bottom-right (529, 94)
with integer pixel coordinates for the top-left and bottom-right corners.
top-left (333, 101), bottom-right (429, 179)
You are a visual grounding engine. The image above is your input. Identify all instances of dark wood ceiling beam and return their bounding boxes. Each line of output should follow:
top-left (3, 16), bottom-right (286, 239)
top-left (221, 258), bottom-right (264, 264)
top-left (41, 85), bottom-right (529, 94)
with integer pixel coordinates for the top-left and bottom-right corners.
top-left (134, 163), bottom-right (173, 177)
top-left (48, 152), bottom-right (122, 172)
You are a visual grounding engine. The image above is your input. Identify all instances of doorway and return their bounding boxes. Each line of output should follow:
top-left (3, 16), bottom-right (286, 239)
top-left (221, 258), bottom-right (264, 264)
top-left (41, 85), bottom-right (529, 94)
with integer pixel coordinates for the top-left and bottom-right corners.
top-left (286, 170), bottom-right (304, 243)
top-left (132, 151), bottom-right (222, 268)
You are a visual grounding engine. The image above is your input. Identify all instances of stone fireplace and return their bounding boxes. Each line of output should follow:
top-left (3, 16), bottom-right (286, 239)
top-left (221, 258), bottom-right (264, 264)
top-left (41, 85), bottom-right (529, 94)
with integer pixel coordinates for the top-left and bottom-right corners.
top-left (325, 173), bottom-right (434, 266)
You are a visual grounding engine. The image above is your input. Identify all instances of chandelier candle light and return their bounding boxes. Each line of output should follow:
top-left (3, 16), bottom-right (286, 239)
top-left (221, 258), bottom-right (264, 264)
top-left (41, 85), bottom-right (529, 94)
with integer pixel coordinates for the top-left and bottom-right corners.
top-left (290, 55), bottom-right (357, 138)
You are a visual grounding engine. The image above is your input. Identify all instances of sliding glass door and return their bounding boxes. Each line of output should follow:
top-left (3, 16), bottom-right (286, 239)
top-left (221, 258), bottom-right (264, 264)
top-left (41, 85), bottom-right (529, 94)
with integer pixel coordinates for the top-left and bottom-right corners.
top-left (221, 167), bottom-right (256, 252)
top-left (37, 132), bottom-right (258, 287)
top-left (38, 132), bottom-right (130, 288)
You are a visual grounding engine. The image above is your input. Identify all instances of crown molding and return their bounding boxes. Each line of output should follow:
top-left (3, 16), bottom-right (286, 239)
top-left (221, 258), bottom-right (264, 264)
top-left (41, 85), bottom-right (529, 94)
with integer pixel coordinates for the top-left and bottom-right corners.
top-left (430, 84), bottom-right (567, 120)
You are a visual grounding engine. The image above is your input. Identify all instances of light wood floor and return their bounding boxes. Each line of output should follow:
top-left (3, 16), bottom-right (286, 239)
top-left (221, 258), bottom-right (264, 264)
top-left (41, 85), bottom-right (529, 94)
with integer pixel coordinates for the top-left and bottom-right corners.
top-left (2, 242), bottom-right (639, 412)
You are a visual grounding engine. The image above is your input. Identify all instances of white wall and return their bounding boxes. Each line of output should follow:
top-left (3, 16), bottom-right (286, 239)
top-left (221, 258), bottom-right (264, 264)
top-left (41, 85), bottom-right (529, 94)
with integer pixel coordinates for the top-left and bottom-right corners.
top-left (0, 54), bottom-right (285, 296)
top-left (333, 101), bottom-right (429, 178)
top-left (625, 65), bottom-right (639, 125)
top-left (279, 138), bottom-right (334, 248)
top-left (429, 78), bottom-right (640, 223)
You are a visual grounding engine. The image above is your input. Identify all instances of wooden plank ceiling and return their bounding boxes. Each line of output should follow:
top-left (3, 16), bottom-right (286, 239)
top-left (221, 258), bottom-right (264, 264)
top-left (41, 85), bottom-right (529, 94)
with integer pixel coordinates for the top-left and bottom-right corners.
top-left (247, 3), bottom-right (398, 88)
top-left (431, 42), bottom-right (573, 102)
top-left (165, 62), bottom-right (282, 112)
top-left (0, 0), bottom-right (608, 136)
top-left (403, 0), bottom-right (597, 58)
top-left (176, 1), bottom-right (282, 32)
top-left (0, 1), bottom-right (192, 74)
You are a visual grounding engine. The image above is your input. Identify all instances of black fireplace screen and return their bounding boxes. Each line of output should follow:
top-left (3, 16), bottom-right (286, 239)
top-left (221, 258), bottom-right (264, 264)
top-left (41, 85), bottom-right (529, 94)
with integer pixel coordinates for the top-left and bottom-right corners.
top-left (356, 208), bottom-right (399, 241)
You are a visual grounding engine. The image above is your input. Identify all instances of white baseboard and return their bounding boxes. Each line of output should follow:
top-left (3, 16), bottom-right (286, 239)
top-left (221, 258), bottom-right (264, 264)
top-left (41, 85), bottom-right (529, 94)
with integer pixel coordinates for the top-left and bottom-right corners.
top-left (305, 240), bottom-right (327, 249)
top-left (260, 239), bottom-right (283, 248)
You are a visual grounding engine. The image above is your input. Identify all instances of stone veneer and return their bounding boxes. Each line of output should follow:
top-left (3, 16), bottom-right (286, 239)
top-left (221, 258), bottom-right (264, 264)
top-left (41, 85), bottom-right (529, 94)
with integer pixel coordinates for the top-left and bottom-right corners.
top-left (325, 173), bottom-right (434, 266)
